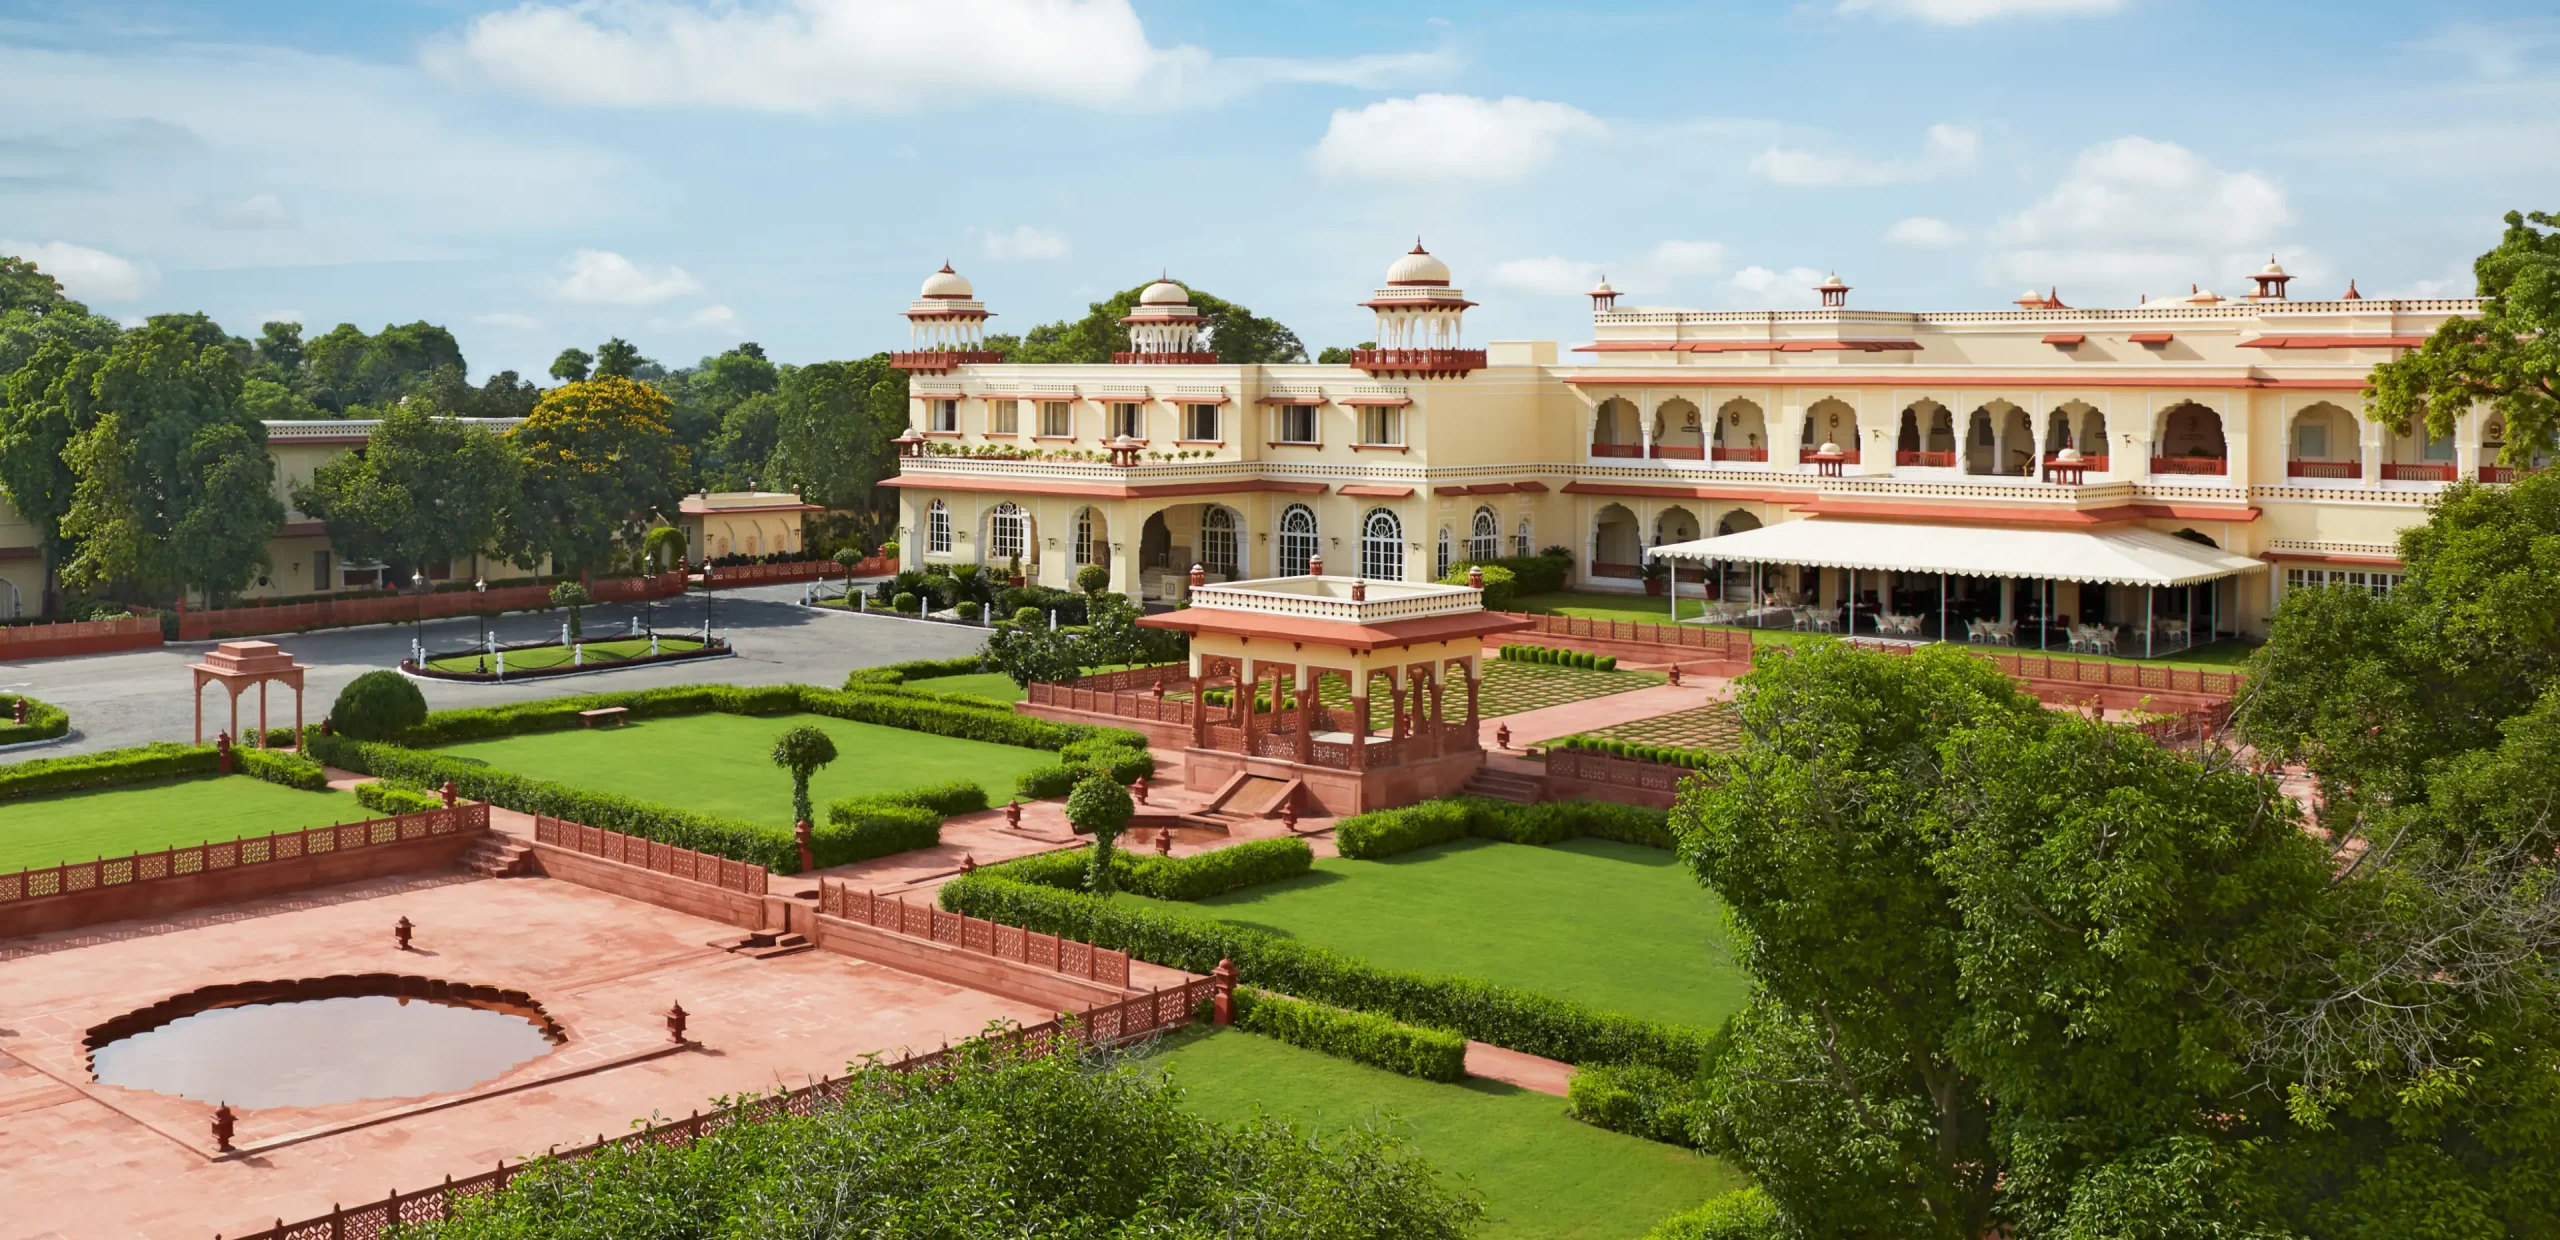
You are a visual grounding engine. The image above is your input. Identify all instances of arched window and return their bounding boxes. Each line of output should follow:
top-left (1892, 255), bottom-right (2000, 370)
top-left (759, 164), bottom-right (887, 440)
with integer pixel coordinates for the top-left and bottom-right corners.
top-left (1072, 509), bottom-right (1098, 565)
top-left (925, 500), bottom-right (952, 554)
top-left (1469, 506), bottom-right (1500, 563)
top-left (1278, 504), bottom-right (1318, 575)
top-left (1201, 506), bottom-right (1239, 578)
top-left (1514, 516), bottom-right (1533, 558)
top-left (1360, 508), bottom-right (1404, 581)
top-left (987, 502), bottom-right (1027, 562)
top-left (1435, 526), bottom-right (1454, 578)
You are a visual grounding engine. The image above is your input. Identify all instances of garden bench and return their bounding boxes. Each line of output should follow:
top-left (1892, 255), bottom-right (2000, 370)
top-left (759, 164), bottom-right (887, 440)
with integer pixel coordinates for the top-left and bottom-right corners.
top-left (579, 707), bottom-right (629, 728)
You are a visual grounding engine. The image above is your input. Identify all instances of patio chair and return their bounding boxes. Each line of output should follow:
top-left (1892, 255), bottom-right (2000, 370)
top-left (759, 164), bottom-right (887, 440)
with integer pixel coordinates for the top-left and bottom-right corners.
top-left (2086, 625), bottom-right (2119, 655)
top-left (1987, 620), bottom-right (2017, 646)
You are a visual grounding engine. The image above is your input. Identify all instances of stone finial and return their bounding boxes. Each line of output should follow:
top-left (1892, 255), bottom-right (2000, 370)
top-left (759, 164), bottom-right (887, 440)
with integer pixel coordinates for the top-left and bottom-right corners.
top-left (1351, 579), bottom-right (1367, 602)
top-left (439, 779), bottom-right (459, 807)
top-left (1467, 565), bottom-right (1485, 588)
top-left (1307, 552), bottom-right (1324, 576)
top-left (394, 916), bottom-right (414, 951)
top-left (1188, 563), bottom-right (1206, 588)
top-left (210, 1103), bottom-right (236, 1153)
top-left (666, 1001), bottom-right (689, 1044)
top-left (1154, 829), bottom-right (1173, 856)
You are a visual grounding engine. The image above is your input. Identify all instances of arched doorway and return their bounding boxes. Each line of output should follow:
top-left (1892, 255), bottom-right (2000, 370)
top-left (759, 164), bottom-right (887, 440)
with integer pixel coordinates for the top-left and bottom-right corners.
top-left (1652, 398), bottom-right (1704, 459)
top-left (1592, 504), bottom-right (1641, 579)
top-left (1897, 400), bottom-right (1954, 467)
top-left (2155, 401), bottom-right (2228, 475)
top-left (1071, 507), bottom-right (1109, 575)
top-left (2287, 402), bottom-right (2357, 479)
top-left (1360, 508), bottom-right (1405, 580)
top-left (1591, 398), bottom-right (1639, 456)
top-left (1713, 398), bottom-right (1769, 461)
top-left (1803, 398), bottom-right (1857, 462)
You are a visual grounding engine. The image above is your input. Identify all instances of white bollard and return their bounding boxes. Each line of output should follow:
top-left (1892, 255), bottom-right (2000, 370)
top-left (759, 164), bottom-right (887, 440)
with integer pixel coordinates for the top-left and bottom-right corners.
top-left (1049, 610), bottom-right (1058, 630)
top-left (574, 642), bottom-right (583, 667)
top-left (496, 650), bottom-right (506, 680)
top-left (651, 635), bottom-right (660, 657)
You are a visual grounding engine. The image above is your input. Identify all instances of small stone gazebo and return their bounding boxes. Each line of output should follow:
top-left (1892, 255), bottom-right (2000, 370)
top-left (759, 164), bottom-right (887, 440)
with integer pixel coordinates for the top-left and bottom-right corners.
top-left (1136, 568), bottom-right (1531, 813)
top-left (189, 640), bottom-right (309, 750)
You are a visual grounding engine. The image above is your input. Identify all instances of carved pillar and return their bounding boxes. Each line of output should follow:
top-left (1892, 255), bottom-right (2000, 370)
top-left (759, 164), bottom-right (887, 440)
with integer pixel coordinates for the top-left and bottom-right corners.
top-left (1239, 657), bottom-right (1260, 753)
top-left (1349, 689), bottom-right (1370, 771)
top-left (1429, 667), bottom-right (1448, 757)
top-left (1294, 666), bottom-right (1314, 764)
top-left (1464, 664), bottom-right (1481, 748)
top-left (1191, 675), bottom-right (1210, 749)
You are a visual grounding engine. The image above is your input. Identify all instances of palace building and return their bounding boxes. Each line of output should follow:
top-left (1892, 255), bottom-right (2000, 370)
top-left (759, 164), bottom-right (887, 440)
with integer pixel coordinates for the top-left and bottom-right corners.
top-left (881, 245), bottom-right (2495, 647)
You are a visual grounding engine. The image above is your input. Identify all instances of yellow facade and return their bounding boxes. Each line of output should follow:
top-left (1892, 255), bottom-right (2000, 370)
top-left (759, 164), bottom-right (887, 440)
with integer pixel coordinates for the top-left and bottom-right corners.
top-left (884, 255), bottom-right (2486, 637)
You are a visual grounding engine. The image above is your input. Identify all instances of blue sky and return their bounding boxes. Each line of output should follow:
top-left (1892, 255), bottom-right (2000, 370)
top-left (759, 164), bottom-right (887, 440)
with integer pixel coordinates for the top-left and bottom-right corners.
top-left (2, 0), bottom-right (2554, 380)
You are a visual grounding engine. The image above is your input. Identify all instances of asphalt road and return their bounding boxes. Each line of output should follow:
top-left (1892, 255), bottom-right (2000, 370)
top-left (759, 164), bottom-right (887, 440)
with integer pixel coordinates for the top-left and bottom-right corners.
top-left (0, 584), bottom-right (987, 758)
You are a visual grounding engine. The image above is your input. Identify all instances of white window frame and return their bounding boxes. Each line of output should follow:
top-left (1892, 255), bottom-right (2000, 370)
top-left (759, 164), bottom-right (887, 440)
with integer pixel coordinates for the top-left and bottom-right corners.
top-left (1276, 403), bottom-right (1318, 445)
top-left (988, 502), bottom-right (1027, 562)
top-left (1360, 406), bottom-right (1404, 446)
top-left (2283, 566), bottom-right (2403, 598)
top-left (1360, 508), bottom-right (1404, 581)
top-left (1110, 402), bottom-right (1145, 440)
top-left (991, 399), bottom-right (1020, 435)
top-left (1039, 401), bottom-right (1073, 438)
top-left (1278, 503), bottom-right (1319, 574)
top-left (1514, 516), bottom-right (1533, 558)
top-left (925, 500), bottom-right (953, 555)
top-left (1073, 509), bottom-right (1101, 566)
top-left (1201, 506), bottom-right (1239, 577)
top-left (1182, 403), bottom-right (1221, 443)
top-left (1469, 506), bottom-right (1500, 563)
top-left (1435, 526), bottom-right (1453, 578)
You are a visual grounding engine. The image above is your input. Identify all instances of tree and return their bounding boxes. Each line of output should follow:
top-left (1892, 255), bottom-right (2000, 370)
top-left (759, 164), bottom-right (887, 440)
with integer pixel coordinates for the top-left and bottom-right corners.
top-left (0, 255), bottom-right (67, 312)
top-left (1001, 282), bottom-right (1307, 364)
top-left (770, 724), bottom-right (838, 828)
top-left (238, 377), bottom-right (326, 421)
top-left (592, 336), bottom-right (648, 380)
top-left (549, 580), bottom-right (591, 640)
top-left (642, 525), bottom-right (687, 572)
top-left (982, 621), bottom-right (1083, 688)
top-left (1316, 341), bottom-right (1377, 364)
top-left (1066, 773), bottom-right (1133, 894)
top-left (253, 320), bottom-right (304, 377)
top-left (2368, 210), bottom-right (2560, 462)
top-left (549, 347), bottom-right (593, 384)
top-left (0, 253), bottom-right (121, 378)
top-left (766, 354), bottom-right (906, 514)
top-left (300, 320), bottom-right (466, 413)
top-left (331, 669), bottom-right (427, 741)
top-left (503, 377), bottom-right (687, 577)
top-left (292, 405), bottom-right (520, 580)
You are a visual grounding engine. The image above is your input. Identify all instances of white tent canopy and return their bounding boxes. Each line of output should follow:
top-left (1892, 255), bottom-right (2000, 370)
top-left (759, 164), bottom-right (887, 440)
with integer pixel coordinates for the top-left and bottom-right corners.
top-left (1647, 519), bottom-right (2264, 588)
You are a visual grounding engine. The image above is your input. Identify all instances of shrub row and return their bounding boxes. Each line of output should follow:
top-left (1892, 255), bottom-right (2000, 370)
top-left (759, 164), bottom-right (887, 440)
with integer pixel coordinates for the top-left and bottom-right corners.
top-left (0, 742), bottom-right (217, 803)
top-left (1234, 988), bottom-right (1468, 1083)
top-left (980, 836), bottom-right (1312, 901)
top-left (355, 781), bottom-right (445, 816)
top-left (1549, 734), bottom-right (1716, 770)
top-left (1014, 736), bottom-right (1155, 800)
top-left (937, 870), bottom-right (1713, 1073)
top-left (842, 656), bottom-right (986, 688)
top-left (235, 746), bottom-right (328, 791)
top-left (1332, 796), bottom-right (1674, 860)
top-left (1642, 1189), bottom-right (1785, 1240)
top-left (0, 693), bottom-right (70, 746)
top-left (1467, 551), bottom-right (1572, 598)
top-left (1498, 643), bottom-right (1618, 671)
top-left (820, 778), bottom-right (994, 865)
top-left (377, 681), bottom-right (1129, 756)
top-left (1566, 1061), bottom-right (1709, 1148)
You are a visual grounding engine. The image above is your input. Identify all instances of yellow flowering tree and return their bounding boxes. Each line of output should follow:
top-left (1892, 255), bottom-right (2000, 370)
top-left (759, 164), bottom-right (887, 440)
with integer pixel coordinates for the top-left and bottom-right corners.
top-left (503, 377), bottom-right (686, 577)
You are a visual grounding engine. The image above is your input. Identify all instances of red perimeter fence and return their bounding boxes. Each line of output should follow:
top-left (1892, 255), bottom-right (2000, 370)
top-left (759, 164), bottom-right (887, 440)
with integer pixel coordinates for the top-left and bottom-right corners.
top-left (818, 880), bottom-right (1133, 989)
top-left (532, 815), bottom-right (768, 897)
top-left (218, 978), bottom-right (1220, 1240)
top-left (0, 802), bottom-right (488, 908)
top-left (0, 614), bottom-right (163, 659)
top-left (1542, 748), bottom-right (1696, 796)
top-left (176, 573), bottom-right (688, 641)
top-left (701, 556), bottom-right (892, 587)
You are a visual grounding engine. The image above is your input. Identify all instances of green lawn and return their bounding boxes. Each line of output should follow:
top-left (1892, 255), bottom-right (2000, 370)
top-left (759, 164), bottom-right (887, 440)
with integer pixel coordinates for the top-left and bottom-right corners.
top-left (1152, 1028), bottom-right (1745, 1240)
top-left (424, 636), bottom-right (704, 673)
top-left (1512, 592), bottom-right (2258, 672)
top-left (909, 672), bottom-right (1027, 703)
top-left (0, 776), bottom-right (361, 872)
top-left (429, 712), bottom-right (1060, 826)
top-left (1145, 837), bottom-right (1747, 1029)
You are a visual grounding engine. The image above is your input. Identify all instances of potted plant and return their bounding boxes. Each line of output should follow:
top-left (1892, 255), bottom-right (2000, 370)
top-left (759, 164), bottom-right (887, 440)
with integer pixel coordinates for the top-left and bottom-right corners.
top-left (1007, 553), bottom-right (1025, 589)
top-left (1642, 556), bottom-right (1668, 597)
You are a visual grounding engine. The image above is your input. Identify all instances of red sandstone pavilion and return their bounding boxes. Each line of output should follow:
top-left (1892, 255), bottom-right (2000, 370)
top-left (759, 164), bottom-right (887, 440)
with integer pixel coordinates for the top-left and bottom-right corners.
top-left (1128, 564), bottom-right (1530, 812)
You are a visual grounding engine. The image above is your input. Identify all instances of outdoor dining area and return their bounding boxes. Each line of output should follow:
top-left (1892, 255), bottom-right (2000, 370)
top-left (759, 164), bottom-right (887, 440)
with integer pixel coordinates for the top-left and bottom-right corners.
top-left (1644, 518), bottom-right (2265, 659)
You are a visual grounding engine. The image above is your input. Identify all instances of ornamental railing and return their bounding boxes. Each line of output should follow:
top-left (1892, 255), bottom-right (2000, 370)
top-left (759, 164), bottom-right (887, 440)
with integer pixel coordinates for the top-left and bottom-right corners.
top-left (0, 802), bottom-right (488, 908)
top-left (532, 816), bottom-right (768, 896)
top-left (816, 881), bottom-right (1132, 989)
top-left (2285, 459), bottom-right (2357, 479)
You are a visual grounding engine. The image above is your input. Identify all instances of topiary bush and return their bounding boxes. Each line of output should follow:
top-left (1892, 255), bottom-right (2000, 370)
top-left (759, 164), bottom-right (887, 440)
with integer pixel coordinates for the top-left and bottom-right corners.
top-left (1066, 772), bottom-right (1134, 893)
top-left (1235, 989), bottom-right (1468, 1082)
top-left (1438, 562), bottom-right (1518, 610)
top-left (1641, 1188), bottom-right (1785, 1240)
top-left (331, 669), bottom-right (428, 741)
top-left (235, 745), bottom-right (328, 791)
top-left (893, 591), bottom-right (920, 613)
top-left (955, 600), bottom-right (982, 622)
top-left (1075, 564), bottom-right (1109, 595)
top-left (1567, 1061), bottom-right (1709, 1148)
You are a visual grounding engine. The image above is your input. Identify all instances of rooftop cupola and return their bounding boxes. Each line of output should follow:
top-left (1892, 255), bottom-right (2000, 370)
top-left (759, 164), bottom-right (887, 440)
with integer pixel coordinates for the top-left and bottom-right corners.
top-left (893, 261), bottom-right (1002, 372)
top-left (2249, 256), bottom-right (2294, 301)
top-left (1815, 272), bottom-right (1850, 308)
top-left (1353, 239), bottom-right (1484, 378)
top-left (1115, 273), bottom-right (1215, 363)
top-left (1588, 276), bottom-right (1619, 312)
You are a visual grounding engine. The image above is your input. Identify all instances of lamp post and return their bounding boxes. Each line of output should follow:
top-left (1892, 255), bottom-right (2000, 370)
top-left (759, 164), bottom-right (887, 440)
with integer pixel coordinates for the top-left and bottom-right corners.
top-left (412, 570), bottom-right (426, 663)
top-left (474, 578), bottom-right (488, 672)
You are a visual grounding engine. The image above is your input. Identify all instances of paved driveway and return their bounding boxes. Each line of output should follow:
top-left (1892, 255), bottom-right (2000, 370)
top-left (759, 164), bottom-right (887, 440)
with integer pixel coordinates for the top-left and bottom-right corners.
top-left (0, 585), bottom-right (986, 757)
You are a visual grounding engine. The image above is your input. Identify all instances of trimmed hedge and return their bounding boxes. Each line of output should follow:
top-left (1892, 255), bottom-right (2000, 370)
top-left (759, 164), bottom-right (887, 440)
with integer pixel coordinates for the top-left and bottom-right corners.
top-left (817, 777), bottom-right (993, 865)
top-left (1014, 762), bottom-right (1082, 800)
top-left (1014, 738), bottom-right (1156, 801)
top-left (1567, 1061), bottom-right (1708, 1148)
top-left (979, 836), bottom-right (1313, 901)
top-left (1474, 552), bottom-right (1572, 598)
top-left (355, 781), bottom-right (445, 815)
top-left (843, 656), bottom-right (986, 688)
top-left (1498, 643), bottom-right (1617, 672)
top-left (1643, 1189), bottom-right (1786, 1240)
top-left (235, 746), bottom-right (328, 791)
top-left (1234, 989), bottom-right (1468, 1082)
top-left (1550, 734), bottom-right (1714, 770)
top-left (1436, 562), bottom-right (1517, 610)
top-left (379, 682), bottom-right (1127, 754)
top-left (1333, 796), bottom-right (1674, 860)
top-left (937, 869), bottom-right (1713, 1073)
top-left (0, 693), bottom-right (70, 746)
top-left (0, 742), bottom-right (218, 802)
top-left (331, 669), bottom-right (427, 740)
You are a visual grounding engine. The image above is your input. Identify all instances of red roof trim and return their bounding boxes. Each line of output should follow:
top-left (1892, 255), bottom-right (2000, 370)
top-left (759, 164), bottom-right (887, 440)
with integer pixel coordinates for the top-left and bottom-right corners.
top-left (2042, 333), bottom-right (2086, 345)
top-left (1172, 395), bottom-right (1231, 405)
top-left (2237, 335), bottom-right (2426, 349)
top-left (1138, 608), bottom-right (1531, 649)
top-left (1336, 484), bottom-right (1416, 498)
top-left (1336, 395), bottom-right (1413, 407)
top-left (2127, 332), bottom-right (2175, 344)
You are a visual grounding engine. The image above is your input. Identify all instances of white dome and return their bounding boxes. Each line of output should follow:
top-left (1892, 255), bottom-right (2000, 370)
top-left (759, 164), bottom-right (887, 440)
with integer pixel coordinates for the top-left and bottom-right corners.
top-left (1386, 241), bottom-right (1452, 286)
top-left (1138, 279), bottom-right (1189, 306)
top-left (1818, 272), bottom-right (1848, 290)
top-left (2260, 257), bottom-right (2287, 276)
top-left (920, 262), bottom-right (972, 299)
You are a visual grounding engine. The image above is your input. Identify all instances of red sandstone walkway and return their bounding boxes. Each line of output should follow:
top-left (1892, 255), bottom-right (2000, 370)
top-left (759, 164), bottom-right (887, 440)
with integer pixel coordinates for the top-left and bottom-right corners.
top-left (0, 873), bottom-right (1046, 1240)
top-left (1478, 678), bottom-right (1732, 751)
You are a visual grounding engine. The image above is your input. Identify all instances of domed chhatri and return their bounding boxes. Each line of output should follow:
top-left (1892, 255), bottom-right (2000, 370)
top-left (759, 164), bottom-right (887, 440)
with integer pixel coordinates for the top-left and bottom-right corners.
top-left (1355, 239), bottom-right (1483, 378)
top-left (1138, 277), bottom-right (1191, 306)
top-left (919, 261), bottom-right (974, 300)
top-left (1117, 273), bottom-right (1212, 362)
top-left (893, 261), bottom-right (998, 371)
top-left (1384, 239), bottom-right (1452, 287)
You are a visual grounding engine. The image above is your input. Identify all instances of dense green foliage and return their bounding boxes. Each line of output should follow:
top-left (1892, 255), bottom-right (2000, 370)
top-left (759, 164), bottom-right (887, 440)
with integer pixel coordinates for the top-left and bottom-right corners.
top-left (1498, 642), bottom-right (1616, 670)
top-left (817, 778), bottom-right (990, 864)
top-left (768, 724), bottom-right (837, 826)
top-left (1332, 796), bottom-right (1673, 860)
top-left (330, 669), bottom-right (429, 741)
top-left (0, 692), bottom-right (69, 745)
top-left (1234, 989), bottom-right (1469, 1082)
top-left (354, 781), bottom-right (445, 816)
top-left (291, 405), bottom-right (519, 580)
top-left (1548, 733), bottom-right (1715, 769)
top-left (981, 591), bottom-right (1185, 687)
top-left (1642, 1189), bottom-right (1786, 1240)
top-left (1066, 773), bottom-right (1134, 893)
top-left (503, 377), bottom-right (687, 576)
top-left (1437, 561), bottom-right (1518, 609)
top-left (940, 864), bottom-right (1714, 1073)
top-left (2367, 210), bottom-right (2560, 458)
top-left (981, 836), bottom-right (1313, 902)
top-left (1568, 1061), bottom-right (1710, 1149)
top-left (234, 745), bottom-right (327, 791)
top-left (1015, 735), bottom-right (1156, 800)
top-left (1468, 550), bottom-right (1572, 598)
top-left (0, 741), bottom-right (217, 801)
top-left (987, 281), bottom-right (1306, 365)
top-left (842, 654), bottom-right (990, 688)
top-left (401, 1037), bottom-right (1480, 1240)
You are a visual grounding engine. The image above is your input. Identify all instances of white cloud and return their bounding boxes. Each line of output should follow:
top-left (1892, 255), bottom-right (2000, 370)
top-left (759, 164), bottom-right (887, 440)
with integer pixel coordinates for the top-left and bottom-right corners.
top-left (1311, 94), bottom-right (1604, 184)
top-left (1837, 0), bottom-right (2124, 25)
top-left (472, 311), bottom-right (542, 331)
top-left (1750, 124), bottom-right (1978, 186)
top-left (1491, 257), bottom-right (1606, 297)
top-left (1984, 136), bottom-right (2293, 299)
top-left (1727, 265), bottom-right (1830, 307)
top-left (547, 249), bottom-right (703, 305)
top-left (429, 0), bottom-right (1453, 113)
top-left (0, 238), bottom-right (159, 301)
top-left (1649, 239), bottom-right (1728, 275)
top-left (210, 193), bottom-right (292, 230)
top-left (981, 225), bottom-right (1070, 262)
top-left (1884, 216), bottom-right (1964, 247)
top-left (689, 304), bottom-right (742, 332)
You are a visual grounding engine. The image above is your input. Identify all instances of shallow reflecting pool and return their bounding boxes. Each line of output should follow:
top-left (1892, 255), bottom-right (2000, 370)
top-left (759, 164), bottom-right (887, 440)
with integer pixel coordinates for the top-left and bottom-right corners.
top-left (91, 994), bottom-right (558, 1108)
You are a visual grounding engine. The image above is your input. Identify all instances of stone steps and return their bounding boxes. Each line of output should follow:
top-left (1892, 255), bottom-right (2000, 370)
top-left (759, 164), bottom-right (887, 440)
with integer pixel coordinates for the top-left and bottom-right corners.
top-left (458, 835), bottom-right (534, 878)
top-left (1460, 768), bottom-right (1544, 804)
top-left (713, 929), bottom-right (815, 960)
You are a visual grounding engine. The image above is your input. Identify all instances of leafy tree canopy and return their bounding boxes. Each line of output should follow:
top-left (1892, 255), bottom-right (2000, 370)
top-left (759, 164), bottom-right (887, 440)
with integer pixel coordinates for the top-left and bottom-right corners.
top-left (592, 336), bottom-right (650, 380)
top-left (549, 346), bottom-right (592, 384)
top-left (502, 377), bottom-right (686, 576)
top-left (989, 282), bottom-right (1307, 364)
top-left (766, 354), bottom-right (906, 510)
top-left (299, 320), bottom-right (465, 414)
top-left (1316, 341), bottom-right (1377, 364)
top-left (292, 405), bottom-right (520, 579)
top-left (2369, 209), bottom-right (2560, 462)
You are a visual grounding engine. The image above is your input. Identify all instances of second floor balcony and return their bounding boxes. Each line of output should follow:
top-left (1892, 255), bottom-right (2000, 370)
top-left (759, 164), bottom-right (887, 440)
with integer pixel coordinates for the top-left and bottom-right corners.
top-left (892, 350), bottom-right (1006, 372)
